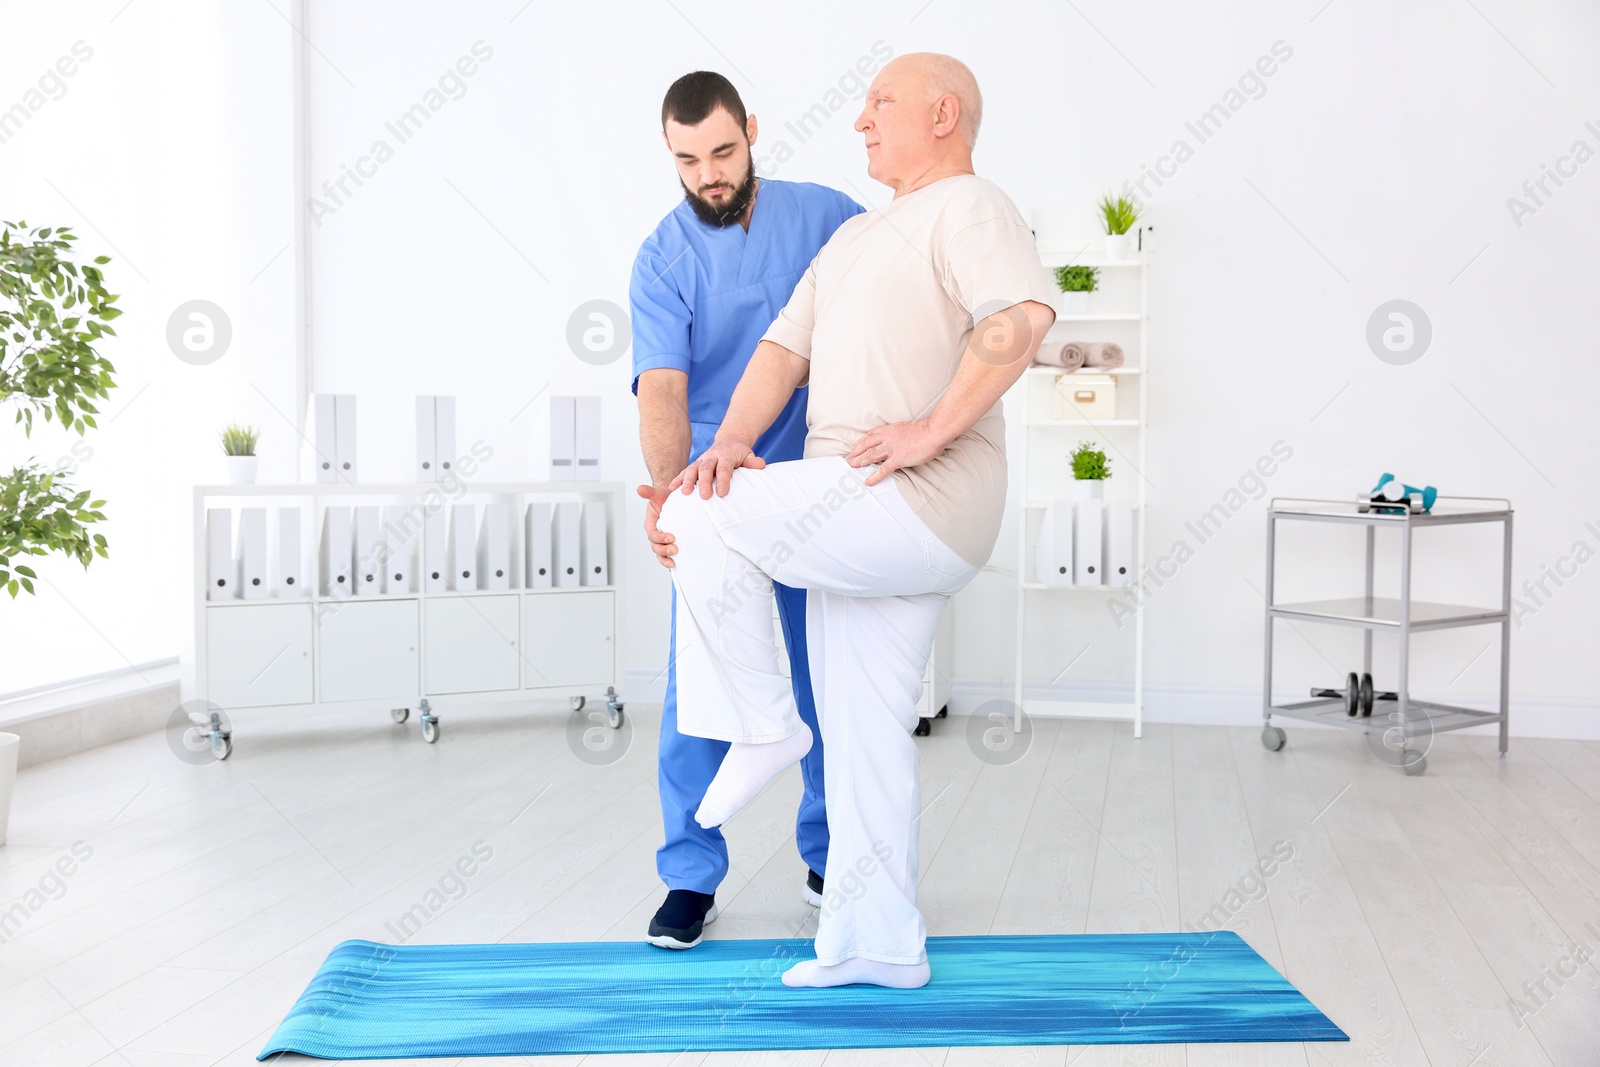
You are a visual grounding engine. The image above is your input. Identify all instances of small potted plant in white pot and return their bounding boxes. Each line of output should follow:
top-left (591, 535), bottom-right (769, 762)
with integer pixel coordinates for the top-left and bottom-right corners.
top-left (221, 423), bottom-right (260, 485)
top-left (1053, 264), bottom-right (1099, 315)
top-left (1098, 193), bottom-right (1140, 259)
top-left (1070, 440), bottom-right (1110, 500)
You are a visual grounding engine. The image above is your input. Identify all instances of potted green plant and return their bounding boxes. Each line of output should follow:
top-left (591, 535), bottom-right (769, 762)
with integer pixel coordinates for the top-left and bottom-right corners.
top-left (1070, 440), bottom-right (1110, 500)
top-left (1098, 193), bottom-right (1140, 260)
top-left (221, 423), bottom-right (260, 484)
top-left (1053, 264), bottom-right (1099, 315)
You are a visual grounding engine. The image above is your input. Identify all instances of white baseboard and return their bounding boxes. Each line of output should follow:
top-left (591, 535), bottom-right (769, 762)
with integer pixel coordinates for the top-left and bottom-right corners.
top-left (623, 670), bottom-right (1598, 741)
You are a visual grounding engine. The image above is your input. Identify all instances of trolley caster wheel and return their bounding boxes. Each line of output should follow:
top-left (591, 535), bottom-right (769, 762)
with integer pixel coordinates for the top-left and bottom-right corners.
top-left (1359, 673), bottom-right (1374, 717)
top-left (935, 704), bottom-right (949, 719)
top-left (914, 717), bottom-right (931, 737)
top-left (391, 707), bottom-right (410, 724)
top-left (422, 718), bottom-right (440, 744)
top-left (1401, 750), bottom-right (1427, 775)
top-left (1261, 725), bottom-right (1286, 752)
top-left (605, 702), bottom-right (625, 729)
top-left (569, 695), bottom-right (586, 712)
top-left (211, 731), bottom-right (233, 760)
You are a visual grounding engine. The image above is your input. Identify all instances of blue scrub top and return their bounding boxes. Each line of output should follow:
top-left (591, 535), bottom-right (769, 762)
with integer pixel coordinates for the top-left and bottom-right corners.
top-left (629, 178), bottom-right (864, 464)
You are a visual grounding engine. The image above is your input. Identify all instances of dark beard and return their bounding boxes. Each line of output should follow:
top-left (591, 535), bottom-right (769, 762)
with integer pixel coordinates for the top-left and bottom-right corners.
top-left (682, 167), bottom-right (757, 228)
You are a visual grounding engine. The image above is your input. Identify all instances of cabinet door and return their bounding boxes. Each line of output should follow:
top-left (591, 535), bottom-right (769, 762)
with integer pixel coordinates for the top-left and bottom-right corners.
top-left (523, 590), bottom-right (614, 690)
top-left (318, 599), bottom-right (419, 702)
top-left (424, 594), bottom-right (521, 694)
top-left (206, 603), bottom-right (314, 708)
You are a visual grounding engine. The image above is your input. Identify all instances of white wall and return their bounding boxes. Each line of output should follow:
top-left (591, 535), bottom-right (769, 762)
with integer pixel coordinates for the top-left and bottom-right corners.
top-left (0, 0), bottom-right (297, 693)
top-left (4, 0), bottom-right (1597, 733)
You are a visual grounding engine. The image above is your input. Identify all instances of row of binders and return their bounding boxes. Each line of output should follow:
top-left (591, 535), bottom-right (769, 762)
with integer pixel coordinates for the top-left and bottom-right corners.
top-left (206, 501), bottom-right (610, 601)
top-left (1035, 499), bottom-right (1135, 587)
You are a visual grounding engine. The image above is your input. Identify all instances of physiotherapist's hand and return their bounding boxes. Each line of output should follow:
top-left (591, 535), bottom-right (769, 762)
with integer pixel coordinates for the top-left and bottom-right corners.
top-left (846, 419), bottom-right (945, 485)
top-left (636, 483), bottom-right (676, 569)
top-left (673, 440), bottom-right (766, 499)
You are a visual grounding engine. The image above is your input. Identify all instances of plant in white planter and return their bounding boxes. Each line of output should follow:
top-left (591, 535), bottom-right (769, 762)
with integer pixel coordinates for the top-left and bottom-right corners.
top-left (1053, 264), bottom-right (1099, 315)
top-left (221, 423), bottom-right (260, 485)
top-left (1098, 193), bottom-right (1140, 260)
top-left (1070, 440), bottom-right (1111, 500)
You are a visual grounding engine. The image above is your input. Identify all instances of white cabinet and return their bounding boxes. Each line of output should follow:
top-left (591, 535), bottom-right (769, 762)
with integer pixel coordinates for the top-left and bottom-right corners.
top-left (523, 590), bottom-right (614, 690)
top-left (318, 599), bottom-right (419, 702)
top-left (205, 603), bottom-right (314, 708)
top-left (425, 594), bottom-right (520, 694)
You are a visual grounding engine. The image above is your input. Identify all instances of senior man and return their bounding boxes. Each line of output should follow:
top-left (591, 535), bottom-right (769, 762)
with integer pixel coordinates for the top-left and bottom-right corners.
top-left (656, 52), bottom-right (1057, 989)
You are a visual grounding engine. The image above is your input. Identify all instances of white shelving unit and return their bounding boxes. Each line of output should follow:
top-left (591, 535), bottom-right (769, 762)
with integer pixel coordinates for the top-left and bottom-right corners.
top-left (1009, 235), bottom-right (1150, 738)
top-left (187, 481), bottom-right (626, 757)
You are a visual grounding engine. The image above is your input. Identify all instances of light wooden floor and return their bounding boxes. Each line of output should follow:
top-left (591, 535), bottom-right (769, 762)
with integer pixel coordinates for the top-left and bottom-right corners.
top-left (3, 700), bottom-right (1598, 1066)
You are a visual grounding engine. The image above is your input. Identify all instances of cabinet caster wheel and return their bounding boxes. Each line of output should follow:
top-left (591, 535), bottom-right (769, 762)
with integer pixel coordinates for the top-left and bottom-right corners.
top-left (211, 731), bottom-right (232, 760)
top-left (391, 707), bottom-right (410, 724)
top-left (1261, 725), bottom-right (1286, 752)
top-left (422, 718), bottom-right (439, 744)
top-left (935, 704), bottom-right (949, 719)
top-left (914, 718), bottom-right (931, 737)
top-left (606, 702), bottom-right (625, 729)
top-left (569, 695), bottom-right (586, 712)
top-left (1401, 750), bottom-right (1426, 775)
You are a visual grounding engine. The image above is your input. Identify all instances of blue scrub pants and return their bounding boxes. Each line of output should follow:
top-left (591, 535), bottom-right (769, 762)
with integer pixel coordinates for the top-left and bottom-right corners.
top-left (657, 579), bottom-right (828, 893)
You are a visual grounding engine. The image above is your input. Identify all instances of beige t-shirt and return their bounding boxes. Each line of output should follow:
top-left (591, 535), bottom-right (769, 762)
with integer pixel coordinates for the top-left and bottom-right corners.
top-left (761, 173), bottom-right (1058, 568)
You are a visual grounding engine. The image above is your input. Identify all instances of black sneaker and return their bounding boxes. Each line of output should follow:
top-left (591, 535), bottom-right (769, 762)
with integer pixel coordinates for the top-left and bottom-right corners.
top-left (804, 868), bottom-right (823, 908)
top-left (646, 889), bottom-right (717, 949)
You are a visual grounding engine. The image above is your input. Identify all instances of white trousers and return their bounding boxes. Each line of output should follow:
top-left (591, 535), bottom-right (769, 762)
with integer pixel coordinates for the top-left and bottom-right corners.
top-left (657, 456), bottom-right (980, 965)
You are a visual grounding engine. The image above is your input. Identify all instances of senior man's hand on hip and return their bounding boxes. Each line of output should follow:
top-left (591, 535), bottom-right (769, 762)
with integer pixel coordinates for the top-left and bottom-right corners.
top-left (635, 483), bottom-right (677, 568)
top-left (672, 440), bottom-right (766, 499)
top-left (846, 418), bottom-right (946, 485)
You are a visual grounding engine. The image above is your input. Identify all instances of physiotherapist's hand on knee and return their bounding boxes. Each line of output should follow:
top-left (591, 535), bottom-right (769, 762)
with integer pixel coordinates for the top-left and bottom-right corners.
top-left (672, 439), bottom-right (765, 499)
top-left (847, 418), bottom-right (946, 485)
top-left (636, 484), bottom-right (677, 568)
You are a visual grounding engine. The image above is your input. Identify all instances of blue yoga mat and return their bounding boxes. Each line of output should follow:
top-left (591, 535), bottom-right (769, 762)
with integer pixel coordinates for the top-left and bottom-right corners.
top-left (259, 931), bottom-right (1346, 1059)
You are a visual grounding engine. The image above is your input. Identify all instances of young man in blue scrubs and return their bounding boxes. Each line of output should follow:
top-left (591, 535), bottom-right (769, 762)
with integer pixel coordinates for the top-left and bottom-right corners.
top-left (630, 71), bottom-right (863, 949)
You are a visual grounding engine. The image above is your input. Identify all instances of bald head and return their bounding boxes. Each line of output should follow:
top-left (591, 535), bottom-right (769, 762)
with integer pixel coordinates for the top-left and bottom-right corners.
top-left (897, 52), bottom-right (983, 147)
top-left (855, 53), bottom-right (983, 195)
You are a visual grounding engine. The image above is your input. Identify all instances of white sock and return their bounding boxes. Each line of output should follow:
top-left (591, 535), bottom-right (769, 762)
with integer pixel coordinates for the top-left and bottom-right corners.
top-left (694, 723), bottom-right (813, 828)
top-left (781, 957), bottom-right (931, 989)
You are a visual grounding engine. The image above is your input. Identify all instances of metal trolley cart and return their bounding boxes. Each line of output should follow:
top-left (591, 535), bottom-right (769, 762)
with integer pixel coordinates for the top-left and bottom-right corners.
top-left (1260, 496), bottom-right (1513, 775)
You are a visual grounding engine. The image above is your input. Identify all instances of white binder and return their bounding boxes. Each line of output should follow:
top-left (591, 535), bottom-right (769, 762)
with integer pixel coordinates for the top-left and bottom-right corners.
top-left (580, 498), bottom-right (608, 585)
top-left (447, 503), bottom-right (477, 591)
top-left (575, 396), bottom-right (601, 481)
top-left (477, 501), bottom-right (511, 590)
top-left (550, 396), bottom-right (576, 481)
top-left (353, 506), bottom-right (381, 594)
top-left (320, 506), bottom-right (354, 598)
top-left (434, 396), bottom-right (456, 477)
top-left (1073, 499), bottom-right (1103, 586)
top-left (552, 501), bottom-right (581, 587)
top-left (1106, 499), bottom-right (1135, 588)
top-left (415, 397), bottom-right (437, 481)
top-left (525, 501), bottom-right (553, 588)
top-left (237, 507), bottom-right (268, 599)
top-left (310, 394), bottom-right (338, 483)
top-left (383, 505), bottom-right (415, 594)
top-left (1035, 501), bottom-right (1074, 587)
top-left (334, 393), bottom-right (357, 483)
top-left (273, 507), bottom-right (302, 596)
top-left (423, 509), bottom-right (448, 593)
top-left (206, 507), bottom-right (237, 601)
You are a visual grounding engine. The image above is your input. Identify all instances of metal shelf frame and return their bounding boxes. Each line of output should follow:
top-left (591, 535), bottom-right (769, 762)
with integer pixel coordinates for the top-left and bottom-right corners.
top-left (1261, 495), bottom-right (1513, 768)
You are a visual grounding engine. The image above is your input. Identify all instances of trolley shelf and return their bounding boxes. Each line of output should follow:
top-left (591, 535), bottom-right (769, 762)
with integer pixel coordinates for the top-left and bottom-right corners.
top-left (1268, 697), bottom-right (1503, 736)
top-left (1269, 596), bottom-right (1508, 631)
